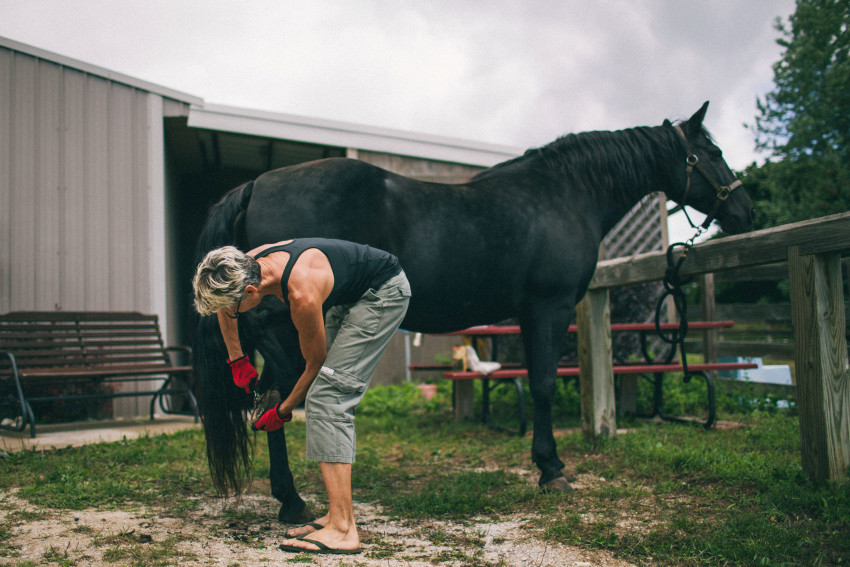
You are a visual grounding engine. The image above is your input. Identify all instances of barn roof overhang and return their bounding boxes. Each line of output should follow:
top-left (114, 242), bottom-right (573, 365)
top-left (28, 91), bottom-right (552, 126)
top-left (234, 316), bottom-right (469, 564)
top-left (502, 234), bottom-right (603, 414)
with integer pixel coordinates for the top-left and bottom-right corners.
top-left (0, 36), bottom-right (204, 106)
top-left (187, 103), bottom-right (522, 168)
top-left (2, 35), bottom-right (523, 168)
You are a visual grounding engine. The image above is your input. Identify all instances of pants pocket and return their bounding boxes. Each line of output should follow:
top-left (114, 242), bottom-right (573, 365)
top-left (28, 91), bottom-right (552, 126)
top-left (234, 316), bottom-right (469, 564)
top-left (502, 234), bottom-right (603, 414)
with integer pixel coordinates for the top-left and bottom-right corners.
top-left (315, 365), bottom-right (367, 395)
top-left (343, 290), bottom-right (383, 336)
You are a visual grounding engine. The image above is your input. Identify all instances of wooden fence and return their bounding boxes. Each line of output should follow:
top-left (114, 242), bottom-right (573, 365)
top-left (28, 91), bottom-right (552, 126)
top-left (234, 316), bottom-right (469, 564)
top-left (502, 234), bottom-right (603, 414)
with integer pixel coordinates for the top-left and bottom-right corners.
top-left (577, 211), bottom-right (850, 483)
top-left (689, 301), bottom-right (850, 361)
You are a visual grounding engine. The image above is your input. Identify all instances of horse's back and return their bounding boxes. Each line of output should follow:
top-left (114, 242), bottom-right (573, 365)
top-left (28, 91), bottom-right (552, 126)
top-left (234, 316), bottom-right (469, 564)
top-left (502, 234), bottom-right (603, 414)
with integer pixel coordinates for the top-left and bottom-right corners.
top-left (242, 159), bottom-right (517, 330)
top-left (248, 158), bottom-right (388, 236)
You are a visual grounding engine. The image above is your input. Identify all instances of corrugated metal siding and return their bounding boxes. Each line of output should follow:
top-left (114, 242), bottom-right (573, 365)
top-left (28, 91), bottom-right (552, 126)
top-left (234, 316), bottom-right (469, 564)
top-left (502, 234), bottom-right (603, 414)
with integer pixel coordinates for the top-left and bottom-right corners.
top-left (0, 47), bottom-right (156, 313)
top-left (0, 46), bottom-right (170, 417)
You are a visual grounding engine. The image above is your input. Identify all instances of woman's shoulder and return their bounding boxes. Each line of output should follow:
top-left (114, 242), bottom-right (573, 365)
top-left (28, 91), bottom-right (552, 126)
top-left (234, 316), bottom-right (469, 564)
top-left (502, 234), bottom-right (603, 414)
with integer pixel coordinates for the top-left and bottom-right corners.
top-left (248, 240), bottom-right (295, 258)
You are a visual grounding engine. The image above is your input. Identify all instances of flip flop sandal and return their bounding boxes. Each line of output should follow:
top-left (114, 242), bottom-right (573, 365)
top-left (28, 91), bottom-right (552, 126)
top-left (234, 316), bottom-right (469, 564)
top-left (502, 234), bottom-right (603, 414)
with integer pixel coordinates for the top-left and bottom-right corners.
top-left (280, 537), bottom-right (362, 555)
top-left (248, 388), bottom-right (281, 429)
top-left (288, 522), bottom-right (324, 538)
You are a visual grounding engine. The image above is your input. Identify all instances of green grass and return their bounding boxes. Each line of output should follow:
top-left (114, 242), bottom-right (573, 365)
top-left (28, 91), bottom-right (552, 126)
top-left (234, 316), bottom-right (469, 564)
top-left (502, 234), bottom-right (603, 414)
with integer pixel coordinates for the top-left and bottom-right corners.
top-left (1, 381), bottom-right (847, 566)
top-left (0, 429), bottom-right (210, 512)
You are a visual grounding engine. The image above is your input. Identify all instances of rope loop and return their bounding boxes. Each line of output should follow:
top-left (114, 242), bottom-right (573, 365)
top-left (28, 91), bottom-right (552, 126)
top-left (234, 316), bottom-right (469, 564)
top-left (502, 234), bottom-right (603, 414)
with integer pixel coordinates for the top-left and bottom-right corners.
top-left (654, 235), bottom-right (702, 377)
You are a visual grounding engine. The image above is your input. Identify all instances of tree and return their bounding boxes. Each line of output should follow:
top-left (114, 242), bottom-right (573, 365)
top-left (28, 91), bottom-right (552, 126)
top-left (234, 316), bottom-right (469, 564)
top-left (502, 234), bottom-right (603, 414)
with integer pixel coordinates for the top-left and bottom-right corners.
top-left (754, 0), bottom-right (850, 161)
top-left (745, 0), bottom-right (850, 230)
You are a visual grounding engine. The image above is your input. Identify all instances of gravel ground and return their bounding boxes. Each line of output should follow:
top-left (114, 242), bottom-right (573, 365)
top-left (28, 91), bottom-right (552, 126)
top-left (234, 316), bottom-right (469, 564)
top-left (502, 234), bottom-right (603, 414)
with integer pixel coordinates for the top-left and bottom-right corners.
top-left (1, 489), bottom-right (635, 566)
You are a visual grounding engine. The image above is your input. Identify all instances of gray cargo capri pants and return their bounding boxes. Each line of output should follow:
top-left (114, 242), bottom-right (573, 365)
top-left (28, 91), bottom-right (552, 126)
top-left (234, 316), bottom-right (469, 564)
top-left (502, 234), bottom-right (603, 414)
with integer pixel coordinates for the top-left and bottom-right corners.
top-left (304, 271), bottom-right (411, 463)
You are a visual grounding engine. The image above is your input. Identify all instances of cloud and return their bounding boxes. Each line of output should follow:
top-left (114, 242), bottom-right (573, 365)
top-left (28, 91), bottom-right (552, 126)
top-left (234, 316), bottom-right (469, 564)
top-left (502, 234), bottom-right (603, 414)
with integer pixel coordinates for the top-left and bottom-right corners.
top-left (0, 0), bottom-right (795, 168)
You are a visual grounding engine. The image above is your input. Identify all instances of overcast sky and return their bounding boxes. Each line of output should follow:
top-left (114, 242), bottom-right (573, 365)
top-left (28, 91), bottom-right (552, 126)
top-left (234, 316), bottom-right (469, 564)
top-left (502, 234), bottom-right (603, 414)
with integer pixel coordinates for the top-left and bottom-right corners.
top-left (1, 0), bottom-right (796, 240)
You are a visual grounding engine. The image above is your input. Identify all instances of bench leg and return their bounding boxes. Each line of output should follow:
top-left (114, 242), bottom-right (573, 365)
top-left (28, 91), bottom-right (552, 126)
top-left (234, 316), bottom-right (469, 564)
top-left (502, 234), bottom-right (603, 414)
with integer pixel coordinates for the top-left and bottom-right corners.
top-left (617, 375), bottom-right (638, 416)
top-left (150, 376), bottom-right (175, 419)
top-left (24, 398), bottom-right (36, 439)
top-left (514, 378), bottom-right (527, 437)
top-left (481, 378), bottom-right (491, 425)
top-left (0, 394), bottom-right (35, 437)
top-left (454, 381), bottom-right (475, 421)
top-left (150, 375), bottom-right (200, 422)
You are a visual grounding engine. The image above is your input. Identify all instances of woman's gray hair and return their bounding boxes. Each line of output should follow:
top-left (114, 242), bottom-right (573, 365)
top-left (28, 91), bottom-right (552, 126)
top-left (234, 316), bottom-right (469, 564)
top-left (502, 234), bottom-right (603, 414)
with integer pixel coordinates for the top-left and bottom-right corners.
top-left (192, 246), bottom-right (261, 316)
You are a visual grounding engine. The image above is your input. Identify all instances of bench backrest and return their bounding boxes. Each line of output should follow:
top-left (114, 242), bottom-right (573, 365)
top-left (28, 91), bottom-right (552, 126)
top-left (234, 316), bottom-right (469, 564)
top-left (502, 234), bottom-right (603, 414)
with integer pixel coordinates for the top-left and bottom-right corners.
top-left (0, 311), bottom-right (172, 372)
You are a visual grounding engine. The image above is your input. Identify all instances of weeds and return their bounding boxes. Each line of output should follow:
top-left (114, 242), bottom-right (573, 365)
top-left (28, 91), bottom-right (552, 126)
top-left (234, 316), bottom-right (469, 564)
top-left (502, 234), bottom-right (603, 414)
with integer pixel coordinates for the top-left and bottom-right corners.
top-left (1, 381), bottom-right (847, 566)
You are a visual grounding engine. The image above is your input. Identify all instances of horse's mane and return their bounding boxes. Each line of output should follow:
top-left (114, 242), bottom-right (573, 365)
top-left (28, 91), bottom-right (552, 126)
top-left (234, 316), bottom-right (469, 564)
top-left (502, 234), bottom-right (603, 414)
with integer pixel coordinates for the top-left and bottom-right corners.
top-left (473, 123), bottom-right (687, 202)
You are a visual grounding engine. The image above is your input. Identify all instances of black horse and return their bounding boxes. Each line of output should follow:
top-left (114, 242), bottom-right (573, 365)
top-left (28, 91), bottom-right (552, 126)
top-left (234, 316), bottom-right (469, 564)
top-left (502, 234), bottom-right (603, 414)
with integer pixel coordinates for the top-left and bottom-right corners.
top-left (193, 102), bottom-right (754, 522)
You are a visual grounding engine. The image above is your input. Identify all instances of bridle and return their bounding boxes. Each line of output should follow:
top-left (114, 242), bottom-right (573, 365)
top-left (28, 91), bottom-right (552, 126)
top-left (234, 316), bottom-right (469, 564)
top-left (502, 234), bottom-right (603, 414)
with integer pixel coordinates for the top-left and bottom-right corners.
top-left (672, 124), bottom-right (743, 234)
top-left (650, 123), bottom-right (743, 429)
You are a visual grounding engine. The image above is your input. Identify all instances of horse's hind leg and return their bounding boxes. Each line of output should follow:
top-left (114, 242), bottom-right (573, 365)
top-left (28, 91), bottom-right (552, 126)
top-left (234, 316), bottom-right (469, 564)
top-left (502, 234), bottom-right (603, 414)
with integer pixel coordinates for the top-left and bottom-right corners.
top-left (520, 300), bottom-right (574, 492)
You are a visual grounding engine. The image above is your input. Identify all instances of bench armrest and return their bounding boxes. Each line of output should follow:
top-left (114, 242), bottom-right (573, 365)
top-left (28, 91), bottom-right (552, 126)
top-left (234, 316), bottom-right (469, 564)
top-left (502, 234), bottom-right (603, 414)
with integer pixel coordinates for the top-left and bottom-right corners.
top-left (1, 349), bottom-right (20, 374)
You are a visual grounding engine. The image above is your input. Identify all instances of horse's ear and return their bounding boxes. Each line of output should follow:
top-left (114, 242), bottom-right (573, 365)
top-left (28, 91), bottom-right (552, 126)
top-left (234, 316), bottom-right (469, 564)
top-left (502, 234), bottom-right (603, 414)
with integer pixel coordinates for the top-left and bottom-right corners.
top-left (686, 101), bottom-right (710, 131)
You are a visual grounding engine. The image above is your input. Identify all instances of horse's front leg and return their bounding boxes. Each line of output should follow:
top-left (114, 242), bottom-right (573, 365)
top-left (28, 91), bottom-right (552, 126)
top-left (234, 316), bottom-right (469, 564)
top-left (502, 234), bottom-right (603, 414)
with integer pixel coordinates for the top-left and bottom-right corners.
top-left (520, 299), bottom-right (575, 492)
top-left (243, 308), bottom-right (313, 523)
top-left (267, 426), bottom-right (315, 523)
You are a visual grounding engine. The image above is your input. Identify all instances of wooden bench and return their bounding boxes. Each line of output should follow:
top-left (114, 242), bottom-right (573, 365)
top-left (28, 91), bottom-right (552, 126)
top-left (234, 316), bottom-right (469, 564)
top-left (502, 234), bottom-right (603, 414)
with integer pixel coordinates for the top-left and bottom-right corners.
top-left (0, 311), bottom-right (199, 438)
top-left (430, 322), bottom-right (758, 435)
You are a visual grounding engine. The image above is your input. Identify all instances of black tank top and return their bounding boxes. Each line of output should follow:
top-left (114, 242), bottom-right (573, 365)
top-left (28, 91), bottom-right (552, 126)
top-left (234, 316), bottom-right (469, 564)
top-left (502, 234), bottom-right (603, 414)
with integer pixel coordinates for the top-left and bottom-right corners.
top-left (252, 238), bottom-right (401, 309)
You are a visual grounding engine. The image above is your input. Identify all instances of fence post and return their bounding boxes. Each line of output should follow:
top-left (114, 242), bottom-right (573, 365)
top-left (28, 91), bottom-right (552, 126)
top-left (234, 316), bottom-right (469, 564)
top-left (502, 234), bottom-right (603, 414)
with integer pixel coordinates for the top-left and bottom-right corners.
top-left (788, 246), bottom-right (850, 483)
top-left (701, 273), bottom-right (718, 363)
top-left (577, 288), bottom-right (616, 438)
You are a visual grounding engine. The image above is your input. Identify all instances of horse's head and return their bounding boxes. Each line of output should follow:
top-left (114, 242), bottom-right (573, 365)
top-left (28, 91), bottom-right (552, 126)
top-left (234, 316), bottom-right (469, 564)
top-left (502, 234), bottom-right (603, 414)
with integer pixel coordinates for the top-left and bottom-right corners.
top-left (666, 102), bottom-right (754, 235)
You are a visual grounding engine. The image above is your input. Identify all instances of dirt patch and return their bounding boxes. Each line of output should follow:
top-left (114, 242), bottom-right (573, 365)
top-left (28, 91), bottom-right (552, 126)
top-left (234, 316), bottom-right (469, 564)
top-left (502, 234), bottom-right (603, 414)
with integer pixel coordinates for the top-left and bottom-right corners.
top-left (1, 489), bottom-right (635, 566)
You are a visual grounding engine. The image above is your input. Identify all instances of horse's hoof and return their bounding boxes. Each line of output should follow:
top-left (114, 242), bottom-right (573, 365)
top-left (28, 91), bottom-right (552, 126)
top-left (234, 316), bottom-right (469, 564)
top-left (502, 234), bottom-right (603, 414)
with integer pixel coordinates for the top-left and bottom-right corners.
top-left (540, 476), bottom-right (575, 493)
top-left (278, 503), bottom-right (316, 524)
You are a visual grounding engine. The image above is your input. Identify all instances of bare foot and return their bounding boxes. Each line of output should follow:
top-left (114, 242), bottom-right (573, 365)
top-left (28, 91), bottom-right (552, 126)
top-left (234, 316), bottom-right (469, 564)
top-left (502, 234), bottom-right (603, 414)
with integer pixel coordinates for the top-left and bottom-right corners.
top-left (280, 526), bottom-right (360, 553)
top-left (285, 516), bottom-right (327, 538)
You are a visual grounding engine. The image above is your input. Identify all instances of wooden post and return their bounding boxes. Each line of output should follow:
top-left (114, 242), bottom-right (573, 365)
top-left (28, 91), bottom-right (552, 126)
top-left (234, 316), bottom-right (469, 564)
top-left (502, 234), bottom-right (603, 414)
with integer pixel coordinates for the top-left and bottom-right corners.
top-left (701, 273), bottom-right (718, 364)
top-left (788, 247), bottom-right (850, 483)
top-left (453, 381), bottom-right (475, 421)
top-left (577, 288), bottom-right (616, 438)
top-left (452, 343), bottom-right (475, 421)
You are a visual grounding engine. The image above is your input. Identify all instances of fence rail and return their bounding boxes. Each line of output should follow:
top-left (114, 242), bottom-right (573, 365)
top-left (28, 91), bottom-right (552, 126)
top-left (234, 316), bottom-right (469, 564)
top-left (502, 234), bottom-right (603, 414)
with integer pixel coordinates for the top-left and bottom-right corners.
top-left (588, 212), bottom-right (850, 289)
top-left (577, 211), bottom-right (850, 484)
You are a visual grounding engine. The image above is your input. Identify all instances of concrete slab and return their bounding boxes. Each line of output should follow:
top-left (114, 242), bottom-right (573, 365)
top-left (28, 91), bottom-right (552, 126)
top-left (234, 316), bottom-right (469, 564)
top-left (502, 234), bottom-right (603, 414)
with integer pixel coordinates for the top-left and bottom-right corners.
top-left (0, 409), bottom-right (306, 454)
top-left (0, 415), bottom-right (201, 453)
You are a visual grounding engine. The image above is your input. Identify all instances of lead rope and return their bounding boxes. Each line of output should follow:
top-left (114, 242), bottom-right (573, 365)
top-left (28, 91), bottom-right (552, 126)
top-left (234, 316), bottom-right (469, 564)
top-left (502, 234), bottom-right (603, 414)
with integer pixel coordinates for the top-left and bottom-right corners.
top-left (654, 227), bottom-right (704, 380)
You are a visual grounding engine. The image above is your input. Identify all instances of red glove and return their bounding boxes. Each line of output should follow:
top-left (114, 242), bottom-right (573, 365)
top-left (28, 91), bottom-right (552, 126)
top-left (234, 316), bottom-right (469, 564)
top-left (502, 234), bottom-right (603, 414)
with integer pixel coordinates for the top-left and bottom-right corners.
top-left (227, 355), bottom-right (258, 393)
top-left (251, 403), bottom-right (292, 432)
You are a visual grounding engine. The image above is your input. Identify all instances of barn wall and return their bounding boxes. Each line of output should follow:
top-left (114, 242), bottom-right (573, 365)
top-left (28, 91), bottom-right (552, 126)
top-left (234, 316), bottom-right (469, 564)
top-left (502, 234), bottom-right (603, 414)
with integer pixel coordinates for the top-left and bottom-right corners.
top-left (1, 46), bottom-right (161, 313)
top-left (356, 150), bottom-right (484, 183)
top-left (0, 44), bottom-right (186, 416)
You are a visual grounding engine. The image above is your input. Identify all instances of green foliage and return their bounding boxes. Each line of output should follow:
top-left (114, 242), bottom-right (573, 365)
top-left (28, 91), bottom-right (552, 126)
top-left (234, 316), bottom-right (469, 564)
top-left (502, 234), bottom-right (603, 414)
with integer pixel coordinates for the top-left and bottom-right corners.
top-left (744, 0), bottom-right (850, 230)
top-left (1, 384), bottom-right (846, 566)
top-left (753, 0), bottom-right (850, 162)
top-left (383, 470), bottom-right (537, 519)
top-left (357, 381), bottom-right (446, 419)
top-left (742, 153), bottom-right (850, 230)
top-left (530, 415), bottom-right (849, 566)
top-left (1, 429), bottom-right (209, 511)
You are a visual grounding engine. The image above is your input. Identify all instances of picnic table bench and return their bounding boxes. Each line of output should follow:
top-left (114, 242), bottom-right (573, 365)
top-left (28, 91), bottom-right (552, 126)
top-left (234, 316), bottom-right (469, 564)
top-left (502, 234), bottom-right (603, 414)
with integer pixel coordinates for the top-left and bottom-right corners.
top-left (1, 311), bottom-right (199, 438)
top-left (411, 321), bottom-right (757, 435)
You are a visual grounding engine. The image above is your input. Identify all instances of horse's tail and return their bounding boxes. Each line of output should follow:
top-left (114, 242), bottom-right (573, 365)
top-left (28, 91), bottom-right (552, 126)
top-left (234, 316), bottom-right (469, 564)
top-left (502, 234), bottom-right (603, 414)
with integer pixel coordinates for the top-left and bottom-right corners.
top-left (194, 314), bottom-right (253, 496)
top-left (194, 180), bottom-right (254, 260)
top-left (192, 181), bottom-right (255, 496)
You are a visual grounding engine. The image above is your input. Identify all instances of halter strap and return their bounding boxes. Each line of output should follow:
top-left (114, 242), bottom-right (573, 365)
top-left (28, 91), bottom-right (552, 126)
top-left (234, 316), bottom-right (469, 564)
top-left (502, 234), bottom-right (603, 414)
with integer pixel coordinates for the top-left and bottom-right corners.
top-left (673, 125), bottom-right (743, 230)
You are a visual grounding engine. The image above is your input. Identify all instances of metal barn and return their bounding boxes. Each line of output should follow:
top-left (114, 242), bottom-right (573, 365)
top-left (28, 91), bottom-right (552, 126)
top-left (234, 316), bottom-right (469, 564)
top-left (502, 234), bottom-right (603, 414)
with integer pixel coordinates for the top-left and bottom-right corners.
top-left (0, 37), bottom-right (522, 416)
top-left (1, 36), bottom-right (667, 418)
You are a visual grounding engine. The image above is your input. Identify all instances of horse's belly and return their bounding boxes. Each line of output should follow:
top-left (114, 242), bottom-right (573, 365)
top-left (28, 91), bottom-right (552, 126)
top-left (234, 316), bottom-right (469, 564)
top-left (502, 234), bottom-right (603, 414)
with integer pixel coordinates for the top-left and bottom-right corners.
top-left (400, 295), bottom-right (515, 334)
